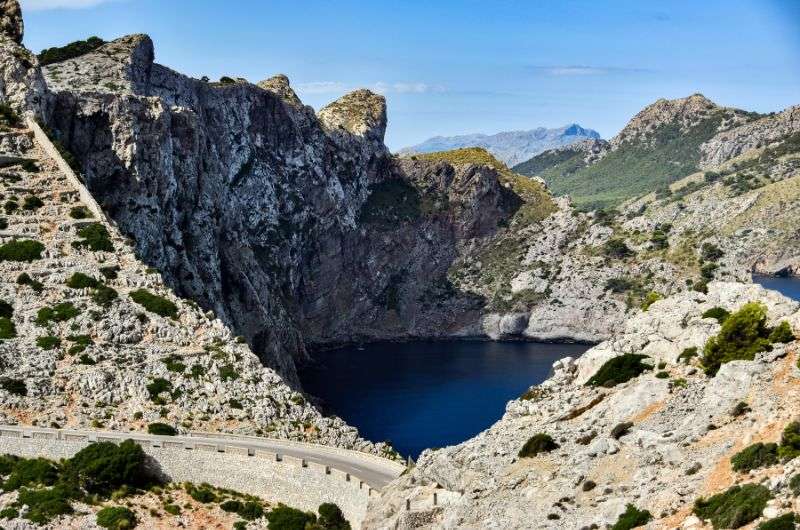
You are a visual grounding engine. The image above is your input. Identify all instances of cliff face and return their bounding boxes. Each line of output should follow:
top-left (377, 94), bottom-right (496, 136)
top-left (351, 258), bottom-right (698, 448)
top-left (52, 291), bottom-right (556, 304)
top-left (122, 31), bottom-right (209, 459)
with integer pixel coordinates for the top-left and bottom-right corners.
top-left (39, 35), bottom-right (523, 381)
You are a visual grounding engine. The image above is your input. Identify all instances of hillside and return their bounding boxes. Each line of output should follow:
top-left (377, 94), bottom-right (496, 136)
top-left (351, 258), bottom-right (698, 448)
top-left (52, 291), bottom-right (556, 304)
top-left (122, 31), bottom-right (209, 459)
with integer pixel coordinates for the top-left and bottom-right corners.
top-left (399, 124), bottom-right (600, 166)
top-left (367, 282), bottom-right (800, 529)
top-left (514, 94), bottom-right (762, 209)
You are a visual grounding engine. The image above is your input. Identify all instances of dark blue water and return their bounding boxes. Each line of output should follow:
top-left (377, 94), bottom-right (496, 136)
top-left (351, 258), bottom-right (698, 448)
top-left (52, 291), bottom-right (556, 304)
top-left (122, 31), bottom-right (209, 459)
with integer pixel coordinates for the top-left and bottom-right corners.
top-left (753, 275), bottom-right (800, 301)
top-left (299, 340), bottom-right (589, 458)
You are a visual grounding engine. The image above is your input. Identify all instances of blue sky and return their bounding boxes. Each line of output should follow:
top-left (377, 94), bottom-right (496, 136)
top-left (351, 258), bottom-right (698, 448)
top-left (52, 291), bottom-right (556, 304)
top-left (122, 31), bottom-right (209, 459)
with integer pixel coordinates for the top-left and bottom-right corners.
top-left (19, 0), bottom-right (800, 150)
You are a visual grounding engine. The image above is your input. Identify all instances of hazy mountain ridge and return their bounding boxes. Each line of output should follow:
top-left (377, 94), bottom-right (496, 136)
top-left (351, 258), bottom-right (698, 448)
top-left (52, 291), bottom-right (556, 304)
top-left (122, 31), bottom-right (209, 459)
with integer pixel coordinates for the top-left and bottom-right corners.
top-left (399, 124), bottom-right (600, 166)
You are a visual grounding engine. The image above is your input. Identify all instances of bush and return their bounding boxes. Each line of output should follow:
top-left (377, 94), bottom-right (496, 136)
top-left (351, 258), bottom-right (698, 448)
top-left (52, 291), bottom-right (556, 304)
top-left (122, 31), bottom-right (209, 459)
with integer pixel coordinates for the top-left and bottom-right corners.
top-left (769, 321), bottom-right (795, 344)
top-left (129, 290), bottom-right (177, 318)
top-left (99, 265), bottom-right (120, 280)
top-left (641, 292), bottom-right (663, 311)
top-left (790, 474), bottom-right (800, 496)
top-left (757, 513), bottom-right (798, 530)
top-left (586, 354), bottom-right (651, 388)
top-left (69, 206), bottom-right (92, 219)
top-left (38, 36), bottom-right (105, 65)
top-left (693, 483), bottom-right (771, 529)
top-left (610, 422), bottom-right (633, 439)
top-left (678, 346), bottom-right (698, 364)
top-left (62, 439), bottom-right (152, 496)
top-left (67, 334), bottom-right (92, 355)
top-left (219, 364), bottom-right (239, 381)
top-left (163, 503), bottom-right (180, 515)
top-left (21, 160), bottom-right (39, 173)
top-left (17, 484), bottom-right (74, 524)
top-left (0, 317), bottom-right (15, 339)
top-left (702, 307), bottom-right (730, 324)
top-left (518, 433), bottom-right (559, 458)
top-left (220, 499), bottom-right (242, 512)
top-left (92, 285), bottom-right (118, 307)
top-left (0, 377), bottom-right (26, 396)
top-left (72, 223), bottom-right (113, 252)
top-left (0, 506), bottom-right (18, 519)
top-left (238, 501), bottom-right (265, 520)
top-left (36, 335), bottom-right (61, 350)
top-left (603, 238), bottom-right (633, 259)
top-left (36, 302), bottom-right (80, 325)
top-left (611, 504), bottom-right (652, 530)
top-left (4, 199), bottom-right (17, 214)
top-left (702, 302), bottom-right (773, 375)
top-left (731, 442), bottom-right (778, 472)
top-left (0, 239), bottom-right (45, 261)
top-left (186, 484), bottom-right (216, 503)
top-left (0, 299), bottom-right (11, 318)
top-left (147, 423), bottom-right (176, 436)
top-left (96, 506), bottom-right (137, 529)
top-left (146, 378), bottom-right (171, 402)
top-left (2, 457), bottom-right (59, 491)
top-left (778, 422), bottom-right (800, 460)
top-left (317, 502), bottom-right (351, 529)
top-left (22, 196), bottom-right (44, 211)
top-left (17, 272), bottom-right (43, 292)
top-left (701, 242), bottom-right (724, 262)
top-left (266, 505), bottom-right (317, 530)
top-left (693, 279), bottom-right (709, 294)
top-left (66, 272), bottom-right (99, 289)
top-left (730, 401), bottom-right (750, 417)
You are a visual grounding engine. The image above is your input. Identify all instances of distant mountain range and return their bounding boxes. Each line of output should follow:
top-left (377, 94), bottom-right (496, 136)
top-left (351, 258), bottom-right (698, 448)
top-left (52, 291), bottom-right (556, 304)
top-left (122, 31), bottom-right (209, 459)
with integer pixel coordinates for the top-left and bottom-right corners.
top-left (399, 124), bottom-right (601, 167)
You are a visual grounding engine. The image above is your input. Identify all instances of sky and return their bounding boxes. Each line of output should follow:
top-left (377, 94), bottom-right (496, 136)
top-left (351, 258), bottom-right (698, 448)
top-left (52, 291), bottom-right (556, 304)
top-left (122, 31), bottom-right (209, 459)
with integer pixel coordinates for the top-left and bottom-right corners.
top-left (19, 0), bottom-right (800, 150)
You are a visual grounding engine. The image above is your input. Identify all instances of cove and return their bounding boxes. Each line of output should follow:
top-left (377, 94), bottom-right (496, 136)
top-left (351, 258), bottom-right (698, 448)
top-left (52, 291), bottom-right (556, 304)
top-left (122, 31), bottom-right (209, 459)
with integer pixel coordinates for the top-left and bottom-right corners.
top-left (753, 275), bottom-right (800, 301)
top-left (299, 340), bottom-right (589, 458)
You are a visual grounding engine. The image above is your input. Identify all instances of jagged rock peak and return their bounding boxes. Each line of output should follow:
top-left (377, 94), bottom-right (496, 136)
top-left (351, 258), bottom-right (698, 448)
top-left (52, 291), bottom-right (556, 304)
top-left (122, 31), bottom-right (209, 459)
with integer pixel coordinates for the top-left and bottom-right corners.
top-left (613, 93), bottom-right (720, 147)
top-left (0, 0), bottom-right (22, 44)
top-left (318, 89), bottom-right (387, 142)
top-left (257, 74), bottom-right (302, 107)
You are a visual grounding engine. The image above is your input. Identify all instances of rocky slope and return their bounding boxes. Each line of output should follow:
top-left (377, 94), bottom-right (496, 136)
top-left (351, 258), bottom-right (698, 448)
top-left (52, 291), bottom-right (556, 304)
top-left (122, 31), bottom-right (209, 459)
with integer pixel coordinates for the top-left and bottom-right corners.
top-left (399, 124), bottom-right (600, 167)
top-left (513, 94), bottom-right (763, 209)
top-left (366, 282), bottom-right (800, 529)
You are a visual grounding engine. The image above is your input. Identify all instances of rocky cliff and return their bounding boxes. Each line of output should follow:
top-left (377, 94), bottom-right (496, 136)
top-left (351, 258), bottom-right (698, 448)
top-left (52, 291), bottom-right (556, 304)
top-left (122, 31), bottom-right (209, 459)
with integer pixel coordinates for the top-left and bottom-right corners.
top-left (366, 282), bottom-right (800, 529)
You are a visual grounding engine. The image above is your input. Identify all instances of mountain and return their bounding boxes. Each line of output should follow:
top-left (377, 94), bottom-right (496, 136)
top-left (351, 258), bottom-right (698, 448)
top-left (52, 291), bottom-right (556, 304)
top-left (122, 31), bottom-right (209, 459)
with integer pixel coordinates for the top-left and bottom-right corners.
top-left (513, 94), bottom-right (763, 209)
top-left (399, 124), bottom-right (600, 167)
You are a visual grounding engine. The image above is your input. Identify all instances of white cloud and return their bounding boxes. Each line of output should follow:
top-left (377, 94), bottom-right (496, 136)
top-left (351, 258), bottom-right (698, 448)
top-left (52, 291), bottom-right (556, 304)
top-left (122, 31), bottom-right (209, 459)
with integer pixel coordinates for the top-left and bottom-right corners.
top-left (294, 81), bottom-right (350, 95)
top-left (296, 80), bottom-right (446, 96)
top-left (20, 0), bottom-right (122, 11)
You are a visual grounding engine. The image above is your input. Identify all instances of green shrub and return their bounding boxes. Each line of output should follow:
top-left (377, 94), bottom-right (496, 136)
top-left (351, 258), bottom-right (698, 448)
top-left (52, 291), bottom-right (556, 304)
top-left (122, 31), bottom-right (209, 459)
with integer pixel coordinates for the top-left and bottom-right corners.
top-left (586, 354), bottom-right (651, 388)
top-left (17, 272), bottom-right (43, 292)
top-left (238, 501), bottom-right (264, 520)
top-left (769, 321), bottom-right (795, 344)
top-left (38, 36), bottom-right (105, 65)
top-left (69, 206), bottom-right (92, 219)
top-left (701, 242), bottom-right (724, 262)
top-left (66, 272), bottom-right (100, 289)
top-left (3, 199), bottom-right (17, 214)
top-left (778, 422), bottom-right (800, 461)
top-left (62, 439), bottom-right (152, 496)
top-left (0, 377), bottom-right (26, 396)
top-left (228, 399), bottom-right (243, 409)
top-left (2, 457), bottom-right (59, 491)
top-left (96, 506), bottom-right (137, 529)
top-left (611, 504), bottom-right (652, 530)
top-left (22, 195), bottom-right (44, 211)
top-left (66, 334), bottom-right (92, 355)
top-left (0, 506), bottom-right (18, 519)
top-left (317, 502), bottom-right (351, 529)
top-left (730, 401), bottom-right (751, 417)
top-left (0, 239), bottom-right (45, 261)
top-left (731, 442), bottom-right (778, 472)
top-left (0, 217), bottom-right (7, 229)
top-left (219, 364), bottom-right (239, 381)
top-left (72, 223), bottom-right (113, 252)
top-left (702, 302), bottom-right (773, 375)
top-left (678, 346), bottom-right (698, 364)
top-left (186, 484), bottom-right (215, 503)
top-left (0, 316), bottom-right (16, 339)
top-left (163, 503), bottom-right (180, 515)
top-left (99, 265), bottom-right (120, 280)
top-left (702, 307), bottom-right (730, 324)
top-left (641, 292), bottom-right (663, 311)
top-left (0, 299), bottom-right (12, 318)
top-left (20, 160), bottom-right (39, 173)
top-left (147, 423), bottom-right (176, 436)
top-left (693, 483), bottom-right (771, 529)
top-left (36, 335), bottom-right (61, 350)
top-left (146, 378), bottom-right (171, 402)
top-left (266, 505), bottom-right (317, 530)
top-left (220, 499), bottom-right (242, 512)
top-left (219, 76), bottom-right (236, 84)
top-left (17, 484), bottom-right (74, 524)
top-left (36, 302), bottom-right (80, 325)
top-left (78, 353), bottom-right (96, 365)
top-left (129, 290), bottom-right (177, 318)
top-left (655, 370), bottom-right (669, 378)
top-left (790, 474), bottom-right (800, 495)
top-left (92, 285), bottom-right (118, 307)
top-left (603, 238), bottom-right (633, 259)
top-left (693, 279), bottom-right (709, 294)
top-left (0, 102), bottom-right (20, 127)
top-left (190, 365), bottom-right (206, 378)
top-left (757, 513), bottom-right (798, 530)
top-left (518, 433), bottom-right (559, 458)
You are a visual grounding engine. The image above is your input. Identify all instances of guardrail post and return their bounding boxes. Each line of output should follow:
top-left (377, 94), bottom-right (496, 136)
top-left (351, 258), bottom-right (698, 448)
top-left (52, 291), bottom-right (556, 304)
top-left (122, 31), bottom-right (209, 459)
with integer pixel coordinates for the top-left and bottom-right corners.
top-left (276, 454), bottom-right (282, 462)
top-left (345, 473), bottom-right (350, 482)
top-left (301, 458), bottom-right (307, 468)
top-left (433, 492), bottom-right (438, 506)
top-left (405, 499), bottom-right (410, 511)
top-left (325, 465), bottom-right (330, 475)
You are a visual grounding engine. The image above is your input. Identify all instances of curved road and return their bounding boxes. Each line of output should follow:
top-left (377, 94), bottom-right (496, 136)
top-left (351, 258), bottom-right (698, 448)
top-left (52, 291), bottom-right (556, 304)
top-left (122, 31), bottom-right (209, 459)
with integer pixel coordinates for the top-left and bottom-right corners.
top-left (0, 425), bottom-right (405, 489)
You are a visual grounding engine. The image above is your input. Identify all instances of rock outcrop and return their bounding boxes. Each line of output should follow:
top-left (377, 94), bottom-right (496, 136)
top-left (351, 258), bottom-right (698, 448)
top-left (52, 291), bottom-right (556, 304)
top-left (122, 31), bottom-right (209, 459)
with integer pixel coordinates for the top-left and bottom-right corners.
top-left (366, 282), bottom-right (800, 529)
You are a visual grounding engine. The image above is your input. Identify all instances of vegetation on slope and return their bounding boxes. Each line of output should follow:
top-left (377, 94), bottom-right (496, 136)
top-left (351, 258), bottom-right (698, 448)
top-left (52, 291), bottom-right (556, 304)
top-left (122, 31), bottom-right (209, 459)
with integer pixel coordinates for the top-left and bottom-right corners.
top-left (38, 37), bottom-right (105, 66)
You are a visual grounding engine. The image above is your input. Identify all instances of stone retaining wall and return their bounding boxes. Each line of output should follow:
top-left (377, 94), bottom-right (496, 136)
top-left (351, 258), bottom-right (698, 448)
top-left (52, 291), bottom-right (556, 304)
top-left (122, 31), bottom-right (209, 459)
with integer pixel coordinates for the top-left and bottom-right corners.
top-left (0, 435), bottom-right (372, 528)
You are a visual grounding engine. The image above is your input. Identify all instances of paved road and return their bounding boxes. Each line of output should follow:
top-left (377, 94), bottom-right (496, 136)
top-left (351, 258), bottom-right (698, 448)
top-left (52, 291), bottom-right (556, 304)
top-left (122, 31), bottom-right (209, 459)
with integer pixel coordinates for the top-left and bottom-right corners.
top-left (0, 425), bottom-right (405, 489)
